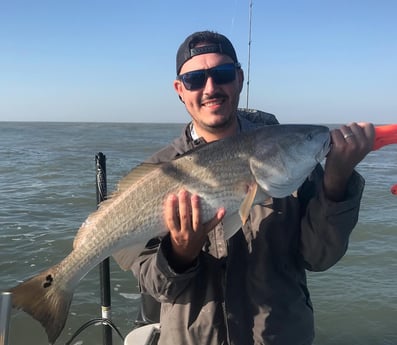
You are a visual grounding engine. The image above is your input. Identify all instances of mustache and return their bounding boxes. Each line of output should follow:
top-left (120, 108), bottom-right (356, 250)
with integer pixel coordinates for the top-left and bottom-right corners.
top-left (201, 92), bottom-right (227, 103)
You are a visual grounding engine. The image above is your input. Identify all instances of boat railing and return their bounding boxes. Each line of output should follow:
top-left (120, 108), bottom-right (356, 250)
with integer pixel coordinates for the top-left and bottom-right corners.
top-left (0, 292), bottom-right (12, 345)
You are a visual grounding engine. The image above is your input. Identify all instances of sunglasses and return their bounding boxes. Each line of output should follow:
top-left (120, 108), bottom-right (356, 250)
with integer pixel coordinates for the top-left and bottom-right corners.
top-left (177, 63), bottom-right (241, 91)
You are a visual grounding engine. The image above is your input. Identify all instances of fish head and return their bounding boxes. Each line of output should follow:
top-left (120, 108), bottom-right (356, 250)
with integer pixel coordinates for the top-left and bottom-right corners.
top-left (249, 124), bottom-right (331, 198)
top-left (391, 184), bottom-right (397, 195)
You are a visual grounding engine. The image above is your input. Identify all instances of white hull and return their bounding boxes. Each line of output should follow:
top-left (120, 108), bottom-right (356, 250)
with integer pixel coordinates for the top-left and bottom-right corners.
top-left (124, 323), bottom-right (160, 345)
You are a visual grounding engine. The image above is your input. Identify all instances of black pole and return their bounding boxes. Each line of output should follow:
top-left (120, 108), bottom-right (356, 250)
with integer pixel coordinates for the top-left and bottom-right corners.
top-left (95, 152), bottom-right (112, 345)
top-left (246, 0), bottom-right (253, 109)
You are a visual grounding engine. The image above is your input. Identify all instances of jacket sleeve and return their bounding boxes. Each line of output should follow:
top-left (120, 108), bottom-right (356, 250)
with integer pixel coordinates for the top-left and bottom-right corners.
top-left (298, 164), bottom-right (365, 271)
top-left (131, 234), bottom-right (201, 303)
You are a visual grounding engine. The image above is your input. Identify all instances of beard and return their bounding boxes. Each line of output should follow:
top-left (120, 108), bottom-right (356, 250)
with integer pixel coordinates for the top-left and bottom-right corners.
top-left (194, 92), bottom-right (240, 133)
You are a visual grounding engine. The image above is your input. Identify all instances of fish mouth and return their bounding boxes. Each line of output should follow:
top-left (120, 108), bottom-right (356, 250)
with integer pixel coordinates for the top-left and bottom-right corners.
top-left (315, 135), bottom-right (331, 163)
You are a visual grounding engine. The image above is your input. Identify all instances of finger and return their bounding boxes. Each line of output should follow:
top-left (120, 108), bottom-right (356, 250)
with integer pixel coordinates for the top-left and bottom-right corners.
top-left (178, 189), bottom-right (192, 230)
top-left (190, 194), bottom-right (201, 230)
top-left (165, 193), bottom-right (180, 231)
top-left (345, 122), bottom-right (372, 139)
top-left (357, 122), bottom-right (376, 145)
top-left (348, 122), bottom-right (375, 151)
top-left (329, 127), bottom-right (349, 151)
top-left (330, 128), bottom-right (344, 144)
top-left (340, 124), bottom-right (356, 141)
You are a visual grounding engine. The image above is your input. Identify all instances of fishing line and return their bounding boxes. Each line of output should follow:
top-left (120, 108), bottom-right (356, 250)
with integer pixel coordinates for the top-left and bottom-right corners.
top-left (64, 318), bottom-right (124, 345)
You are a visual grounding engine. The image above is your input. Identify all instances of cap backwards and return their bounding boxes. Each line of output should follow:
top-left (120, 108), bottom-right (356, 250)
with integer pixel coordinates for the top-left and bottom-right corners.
top-left (176, 31), bottom-right (238, 75)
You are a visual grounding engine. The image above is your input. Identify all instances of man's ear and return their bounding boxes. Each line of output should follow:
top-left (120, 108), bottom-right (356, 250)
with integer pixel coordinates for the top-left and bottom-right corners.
top-left (174, 80), bottom-right (185, 103)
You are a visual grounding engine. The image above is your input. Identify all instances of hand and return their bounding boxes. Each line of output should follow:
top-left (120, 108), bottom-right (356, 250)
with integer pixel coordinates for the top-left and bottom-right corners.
top-left (324, 122), bottom-right (375, 201)
top-left (164, 189), bottom-right (225, 271)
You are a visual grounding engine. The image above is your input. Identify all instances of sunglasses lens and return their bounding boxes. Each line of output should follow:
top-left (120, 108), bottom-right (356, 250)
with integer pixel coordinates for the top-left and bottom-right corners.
top-left (211, 65), bottom-right (236, 85)
top-left (179, 63), bottom-right (238, 91)
top-left (181, 71), bottom-right (206, 91)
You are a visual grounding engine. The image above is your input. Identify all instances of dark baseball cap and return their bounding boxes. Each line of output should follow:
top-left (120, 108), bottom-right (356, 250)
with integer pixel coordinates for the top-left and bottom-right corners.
top-left (176, 31), bottom-right (238, 75)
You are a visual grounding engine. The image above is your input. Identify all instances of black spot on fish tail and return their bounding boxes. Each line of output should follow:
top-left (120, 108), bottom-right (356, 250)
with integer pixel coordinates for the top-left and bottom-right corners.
top-left (43, 274), bottom-right (54, 288)
top-left (8, 265), bottom-right (73, 344)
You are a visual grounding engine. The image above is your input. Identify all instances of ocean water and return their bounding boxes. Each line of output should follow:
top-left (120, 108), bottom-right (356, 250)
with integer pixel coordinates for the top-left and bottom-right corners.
top-left (0, 122), bottom-right (396, 345)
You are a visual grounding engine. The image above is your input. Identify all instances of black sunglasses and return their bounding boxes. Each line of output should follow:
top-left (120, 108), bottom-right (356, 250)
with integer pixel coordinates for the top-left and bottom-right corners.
top-left (177, 63), bottom-right (241, 91)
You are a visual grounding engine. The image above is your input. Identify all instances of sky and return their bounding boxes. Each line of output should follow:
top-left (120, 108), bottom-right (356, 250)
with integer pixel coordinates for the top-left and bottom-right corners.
top-left (0, 0), bottom-right (396, 124)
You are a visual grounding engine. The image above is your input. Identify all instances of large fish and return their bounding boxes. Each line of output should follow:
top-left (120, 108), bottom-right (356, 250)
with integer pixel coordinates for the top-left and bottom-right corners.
top-left (9, 124), bottom-right (331, 344)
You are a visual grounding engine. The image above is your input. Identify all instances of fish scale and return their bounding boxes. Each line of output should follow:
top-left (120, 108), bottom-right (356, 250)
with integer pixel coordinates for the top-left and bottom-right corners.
top-left (9, 124), bottom-right (331, 344)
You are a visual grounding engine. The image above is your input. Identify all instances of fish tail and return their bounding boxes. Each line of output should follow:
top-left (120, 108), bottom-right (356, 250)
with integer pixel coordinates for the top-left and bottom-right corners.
top-left (9, 265), bottom-right (73, 344)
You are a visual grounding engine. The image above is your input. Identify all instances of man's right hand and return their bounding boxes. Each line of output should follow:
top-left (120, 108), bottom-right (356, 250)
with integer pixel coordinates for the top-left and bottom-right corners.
top-left (164, 189), bottom-right (225, 272)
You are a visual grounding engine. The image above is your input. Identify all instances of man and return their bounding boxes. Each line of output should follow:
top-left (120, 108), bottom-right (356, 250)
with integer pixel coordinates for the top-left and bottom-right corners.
top-left (132, 31), bottom-right (374, 345)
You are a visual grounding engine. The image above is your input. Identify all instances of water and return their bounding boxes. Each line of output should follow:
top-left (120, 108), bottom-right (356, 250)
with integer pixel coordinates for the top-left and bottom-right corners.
top-left (0, 122), bottom-right (396, 345)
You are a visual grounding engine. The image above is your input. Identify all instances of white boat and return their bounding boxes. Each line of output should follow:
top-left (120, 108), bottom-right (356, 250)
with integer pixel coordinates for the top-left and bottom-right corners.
top-left (124, 323), bottom-right (160, 345)
top-left (124, 293), bottom-right (161, 345)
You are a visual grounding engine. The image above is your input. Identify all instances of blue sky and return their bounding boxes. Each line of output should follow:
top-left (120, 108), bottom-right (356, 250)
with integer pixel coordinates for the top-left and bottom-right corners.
top-left (0, 0), bottom-right (396, 124)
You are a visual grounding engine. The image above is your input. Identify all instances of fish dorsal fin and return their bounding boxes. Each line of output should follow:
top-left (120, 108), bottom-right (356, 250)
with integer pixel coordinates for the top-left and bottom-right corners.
top-left (100, 162), bottom-right (162, 212)
top-left (239, 182), bottom-right (258, 225)
top-left (73, 222), bottom-right (90, 249)
top-left (114, 162), bottom-right (162, 198)
top-left (73, 163), bottom-right (162, 250)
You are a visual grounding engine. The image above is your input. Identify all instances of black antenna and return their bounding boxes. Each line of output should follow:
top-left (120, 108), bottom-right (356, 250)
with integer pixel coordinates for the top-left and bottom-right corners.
top-left (246, 0), bottom-right (253, 109)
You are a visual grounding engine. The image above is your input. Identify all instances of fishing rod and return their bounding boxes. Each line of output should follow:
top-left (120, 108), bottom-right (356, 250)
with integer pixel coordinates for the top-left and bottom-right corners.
top-left (246, 0), bottom-right (253, 109)
top-left (95, 152), bottom-right (113, 345)
top-left (64, 153), bottom-right (125, 345)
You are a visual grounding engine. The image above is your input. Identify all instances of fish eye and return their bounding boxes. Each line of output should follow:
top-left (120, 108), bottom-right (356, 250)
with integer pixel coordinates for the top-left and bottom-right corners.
top-left (306, 133), bottom-right (313, 141)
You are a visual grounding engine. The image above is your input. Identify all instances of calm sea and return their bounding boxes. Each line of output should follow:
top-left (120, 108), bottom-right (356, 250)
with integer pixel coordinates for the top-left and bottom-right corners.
top-left (0, 122), bottom-right (396, 345)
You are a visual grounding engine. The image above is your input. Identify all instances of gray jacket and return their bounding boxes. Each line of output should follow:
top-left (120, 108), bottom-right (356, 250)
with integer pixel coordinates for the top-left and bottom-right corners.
top-left (131, 109), bottom-right (365, 345)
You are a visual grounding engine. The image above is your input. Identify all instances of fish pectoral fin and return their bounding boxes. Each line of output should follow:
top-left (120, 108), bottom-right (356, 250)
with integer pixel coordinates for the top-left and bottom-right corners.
top-left (113, 244), bottom-right (146, 271)
top-left (221, 211), bottom-right (243, 240)
top-left (239, 182), bottom-right (258, 225)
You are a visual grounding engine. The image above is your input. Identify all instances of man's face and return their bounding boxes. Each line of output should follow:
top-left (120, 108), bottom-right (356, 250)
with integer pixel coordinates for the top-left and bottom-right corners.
top-left (174, 52), bottom-right (244, 137)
